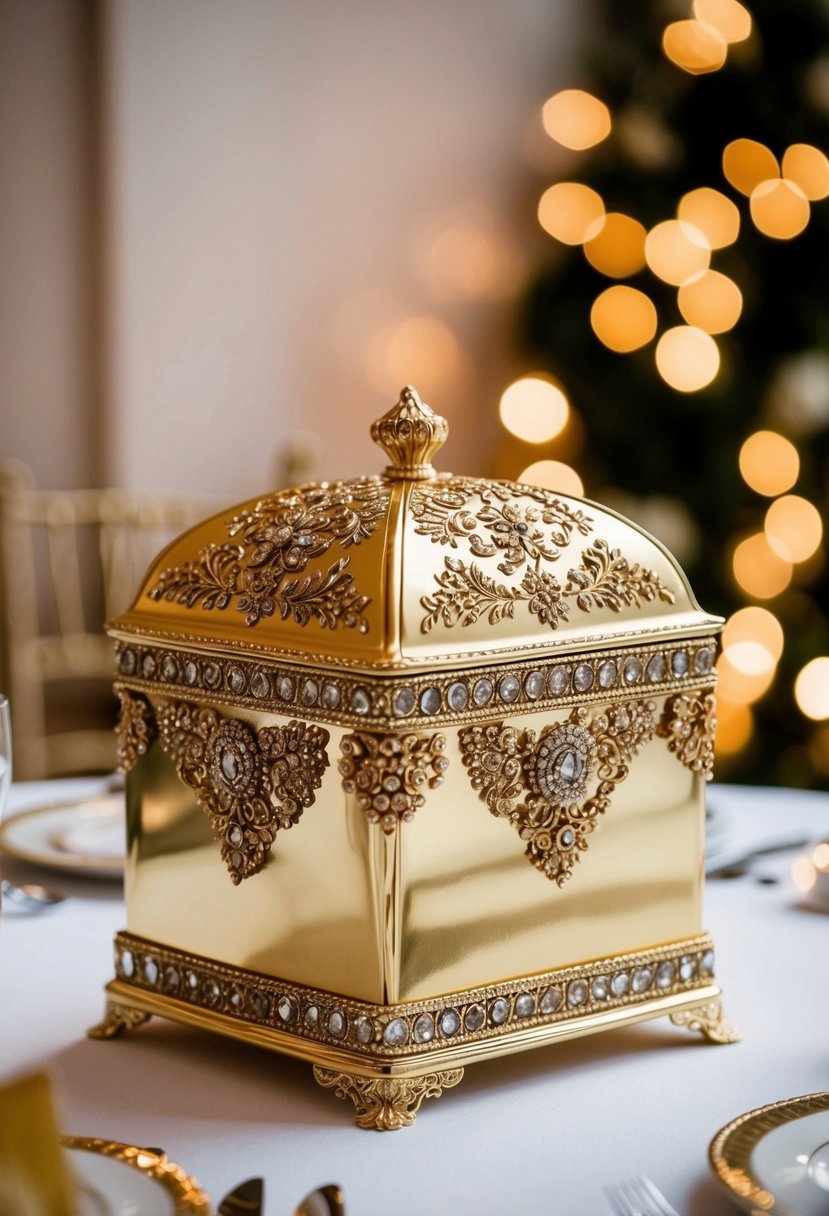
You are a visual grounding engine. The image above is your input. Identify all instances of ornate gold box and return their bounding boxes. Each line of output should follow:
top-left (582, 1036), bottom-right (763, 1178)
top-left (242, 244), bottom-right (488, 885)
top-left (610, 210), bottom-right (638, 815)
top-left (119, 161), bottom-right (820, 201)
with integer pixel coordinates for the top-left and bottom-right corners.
top-left (92, 387), bottom-right (738, 1129)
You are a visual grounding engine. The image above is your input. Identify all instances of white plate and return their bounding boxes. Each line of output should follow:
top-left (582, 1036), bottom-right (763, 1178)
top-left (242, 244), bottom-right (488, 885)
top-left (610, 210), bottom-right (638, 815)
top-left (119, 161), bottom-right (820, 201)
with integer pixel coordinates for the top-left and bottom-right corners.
top-left (0, 795), bottom-right (125, 878)
top-left (63, 1139), bottom-right (209, 1215)
top-left (710, 1092), bottom-right (829, 1215)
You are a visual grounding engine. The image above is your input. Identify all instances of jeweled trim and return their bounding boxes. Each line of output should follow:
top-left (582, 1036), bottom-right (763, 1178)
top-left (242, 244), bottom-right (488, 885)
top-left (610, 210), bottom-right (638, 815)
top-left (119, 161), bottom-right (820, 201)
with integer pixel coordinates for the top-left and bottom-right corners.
top-left (111, 931), bottom-right (717, 1060)
top-left (113, 636), bottom-right (718, 730)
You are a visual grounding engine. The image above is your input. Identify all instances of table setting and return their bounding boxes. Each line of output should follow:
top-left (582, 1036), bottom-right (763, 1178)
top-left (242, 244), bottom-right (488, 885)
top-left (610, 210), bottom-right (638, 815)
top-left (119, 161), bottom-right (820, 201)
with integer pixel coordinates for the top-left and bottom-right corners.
top-left (2, 395), bottom-right (829, 1216)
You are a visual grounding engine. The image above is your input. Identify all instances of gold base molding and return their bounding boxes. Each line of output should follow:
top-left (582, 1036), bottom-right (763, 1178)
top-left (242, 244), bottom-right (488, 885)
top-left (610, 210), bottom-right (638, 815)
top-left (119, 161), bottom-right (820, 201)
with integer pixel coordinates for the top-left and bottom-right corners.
top-left (88, 931), bottom-right (738, 1126)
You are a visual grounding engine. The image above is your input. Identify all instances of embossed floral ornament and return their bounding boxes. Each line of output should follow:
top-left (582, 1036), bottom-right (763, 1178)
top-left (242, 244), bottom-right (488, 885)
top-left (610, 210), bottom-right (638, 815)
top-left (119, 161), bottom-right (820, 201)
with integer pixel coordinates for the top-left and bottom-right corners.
top-left (460, 700), bottom-right (656, 884)
top-left (339, 732), bottom-right (448, 833)
top-left (156, 700), bottom-right (329, 882)
top-left (115, 688), bottom-right (156, 773)
top-left (148, 479), bottom-right (389, 631)
top-left (658, 690), bottom-right (717, 780)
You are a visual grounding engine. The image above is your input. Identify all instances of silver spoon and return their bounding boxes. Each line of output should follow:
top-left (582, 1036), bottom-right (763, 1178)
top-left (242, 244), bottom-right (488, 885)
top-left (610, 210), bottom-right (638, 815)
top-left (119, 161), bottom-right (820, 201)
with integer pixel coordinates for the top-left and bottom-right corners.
top-left (1, 878), bottom-right (67, 911)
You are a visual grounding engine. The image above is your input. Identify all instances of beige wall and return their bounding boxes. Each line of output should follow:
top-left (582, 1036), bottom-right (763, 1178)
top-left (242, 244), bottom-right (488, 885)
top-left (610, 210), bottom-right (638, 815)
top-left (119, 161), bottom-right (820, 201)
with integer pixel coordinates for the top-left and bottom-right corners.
top-left (2, 0), bottom-right (581, 498)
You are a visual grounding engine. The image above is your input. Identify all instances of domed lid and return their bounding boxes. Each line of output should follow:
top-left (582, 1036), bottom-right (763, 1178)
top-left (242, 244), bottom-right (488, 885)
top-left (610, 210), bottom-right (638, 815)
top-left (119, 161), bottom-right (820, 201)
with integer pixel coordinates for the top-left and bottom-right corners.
top-left (109, 387), bottom-right (720, 670)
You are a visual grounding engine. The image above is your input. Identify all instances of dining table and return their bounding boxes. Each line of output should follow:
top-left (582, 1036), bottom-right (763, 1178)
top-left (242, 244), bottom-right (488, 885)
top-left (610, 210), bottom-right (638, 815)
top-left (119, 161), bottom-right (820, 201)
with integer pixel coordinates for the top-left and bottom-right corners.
top-left (1, 775), bottom-right (828, 1216)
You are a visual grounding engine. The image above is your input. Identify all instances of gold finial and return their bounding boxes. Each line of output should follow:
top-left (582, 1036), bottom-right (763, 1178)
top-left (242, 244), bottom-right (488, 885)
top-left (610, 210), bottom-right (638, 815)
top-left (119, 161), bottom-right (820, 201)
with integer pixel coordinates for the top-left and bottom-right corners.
top-left (371, 386), bottom-right (449, 481)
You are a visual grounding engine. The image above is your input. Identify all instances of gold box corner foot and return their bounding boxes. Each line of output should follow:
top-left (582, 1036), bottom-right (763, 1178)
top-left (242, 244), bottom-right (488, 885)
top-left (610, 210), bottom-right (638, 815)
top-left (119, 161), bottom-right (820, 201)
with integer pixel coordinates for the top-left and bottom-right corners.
top-left (312, 1066), bottom-right (465, 1131)
top-left (669, 997), bottom-right (741, 1044)
top-left (88, 999), bottom-right (153, 1040)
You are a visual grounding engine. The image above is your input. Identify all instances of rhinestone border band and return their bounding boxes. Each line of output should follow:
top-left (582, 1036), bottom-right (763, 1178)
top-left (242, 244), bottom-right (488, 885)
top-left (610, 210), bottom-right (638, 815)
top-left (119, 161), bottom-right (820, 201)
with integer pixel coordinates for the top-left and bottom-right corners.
top-left (114, 637), bottom-right (718, 730)
top-left (112, 931), bottom-right (716, 1060)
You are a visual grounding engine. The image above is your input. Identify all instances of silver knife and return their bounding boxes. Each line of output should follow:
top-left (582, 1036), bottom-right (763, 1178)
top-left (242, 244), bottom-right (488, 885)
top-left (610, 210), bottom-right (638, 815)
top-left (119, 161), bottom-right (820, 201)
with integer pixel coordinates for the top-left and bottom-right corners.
top-left (218, 1177), bottom-right (264, 1216)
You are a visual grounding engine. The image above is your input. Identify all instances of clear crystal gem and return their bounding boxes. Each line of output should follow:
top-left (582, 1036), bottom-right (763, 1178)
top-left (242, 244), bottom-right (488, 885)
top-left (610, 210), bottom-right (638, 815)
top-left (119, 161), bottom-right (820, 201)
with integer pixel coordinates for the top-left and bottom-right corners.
top-left (540, 986), bottom-right (562, 1014)
top-left (413, 1014), bottom-right (435, 1043)
top-left (591, 975), bottom-right (610, 1001)
top-left (228, 666), bottom-right (246, 693)
top-left (141, 654), bottom-right (156, 678)
top-left (383, 1018), bottom-right (409, 1046)
top-left (679, 954), bottom-right (697, 982)
top-left (647, 653), bottom-right (666, 682)
top-left (567, 979), bottom-right (588, 1007)
top-left (304, 1004), bottom-right (319, 1027)
top-left (656, 961), bottom-right (675, 990)
top-left (186, 970), bottom-right (200, 991)
top-left (206, 979), bottom-right (221, 1002)
top-left (119, 649), bottom-right (136, 676)
top-left (573, 664), bottom-right (594, 692)
top-left (514, 993), bottom-right (536, 1018)
top-left (322, 682), bottom-right (340, 709)
top-left (472, 678), bottom-right (494, 707)
top-left (671, 650), bottom-right (689, 677)
top-left (439, 1008), bottom-right (460, 1036)
top-left (229, 986), bottom-right (243, 1008)
top-left (611, 972), bottom-right (629, 997)
top-left (524, 671), bottom-right (545, 700)
top-left (143, 956), bottom-right (159, 984)
top-left (548, 666), bottom-right (569, 695)
top-left (695, 647), bottom-right (715, 674)
top-left (164, 965), bottom-right (180, 990)
top-left (300, 679), bottom-right (318, 706)
top-left (328, 1010), bottom-right (347, 1038)
top-left (464, 1004), bottom-right (485, 1032)
top-left (204, 663), bottom-right (221, 688)
top-left (447, 681), bottom-right (469, 711)
top-left (498, 675), bottom-right (521, 703)
top-left (251, 671), bottom-right (270, 698)
top-left (623, 657), bottom-right (643, 684)
top-left (250, 990), bottom-right (269, 1018)
top-left (277, 676), bottom-right (294, 702)
top-left (419, 687), bottom-right (441, 715)
top-left (598, 661), bottom-right (617, 689)
top-left (277, 995), bottom-right (298, 1023)
top-left (700, 949), bottom-right (715, 975)
top-left (351, 688), bottom-right (370, 716)
top-left (184, 660), bottom-right (198, 684)
top-left (631, 966), bottom-right (653, 994)
top-left (393, 687), bottom-right (416, 717)
top-left (162, 655), bottom-right (178, 681)
top-left (354, 1016), bottom-right (373, 1044)
top-left (120, 950), bottom-right (135, 978)
top-left (489, 998), bottom-right (509, 1025)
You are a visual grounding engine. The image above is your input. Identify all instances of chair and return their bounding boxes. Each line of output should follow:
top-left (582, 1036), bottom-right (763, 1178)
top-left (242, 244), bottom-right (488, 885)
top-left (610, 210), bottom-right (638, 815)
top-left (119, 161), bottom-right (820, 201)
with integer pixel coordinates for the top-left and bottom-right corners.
top-left (0, 461), bottom-right (223, 779)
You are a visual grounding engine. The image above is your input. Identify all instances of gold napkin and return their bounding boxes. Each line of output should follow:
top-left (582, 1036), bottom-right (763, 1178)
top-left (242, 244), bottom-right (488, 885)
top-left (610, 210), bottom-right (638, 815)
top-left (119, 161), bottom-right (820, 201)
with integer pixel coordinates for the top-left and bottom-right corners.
top-left (0, 1072), bottom-right (76, 1215)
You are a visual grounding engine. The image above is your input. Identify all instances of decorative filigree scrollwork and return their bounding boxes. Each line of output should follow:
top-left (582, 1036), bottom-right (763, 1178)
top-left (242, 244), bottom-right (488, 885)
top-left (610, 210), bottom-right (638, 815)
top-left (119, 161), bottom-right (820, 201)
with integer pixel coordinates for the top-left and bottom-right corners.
top-left (148, 479), bottom-right (389, 630)
top-left (313, 1066), bottom-right (464, 1130)
top-left (411, 475), bottom-right (672, 633)
top-left (658, 690), bottom-right (717, 780)
top-left (155, 700), bottom-right (329, 883)
top-left (338, 732), bottom-right (448, 833)
top-left (87, 1000), bottom-right (152, 1040)
top-left (670, 999), bottom-right (741, 1044)
top-left (115, 688), bottom-right (156, 773)
top-left (460, 700), bottom-right (656, 884)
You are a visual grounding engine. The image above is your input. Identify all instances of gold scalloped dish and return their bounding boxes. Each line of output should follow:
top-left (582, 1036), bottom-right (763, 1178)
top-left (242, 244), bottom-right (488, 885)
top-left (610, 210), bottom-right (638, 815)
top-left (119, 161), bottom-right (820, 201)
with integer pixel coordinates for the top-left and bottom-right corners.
top-left (61, 1137), bottom-right (210, 1214)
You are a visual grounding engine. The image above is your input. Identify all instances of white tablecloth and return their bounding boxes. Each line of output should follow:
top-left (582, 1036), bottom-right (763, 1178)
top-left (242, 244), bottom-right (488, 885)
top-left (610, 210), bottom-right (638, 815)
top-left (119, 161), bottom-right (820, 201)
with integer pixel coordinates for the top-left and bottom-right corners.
top-left (2, 778), bottom-right (828, 1216)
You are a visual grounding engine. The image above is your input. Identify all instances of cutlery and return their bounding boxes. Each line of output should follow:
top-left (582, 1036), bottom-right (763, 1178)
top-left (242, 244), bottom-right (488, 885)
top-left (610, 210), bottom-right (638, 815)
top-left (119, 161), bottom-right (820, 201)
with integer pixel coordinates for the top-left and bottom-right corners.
top-left (294, 1184), bottom-right (346, 1216)
top-left (1, 879), bottom-right (67, 911)
top-left (705, 834), bottom-right (810, 878)
top-left (605, 1174), bottom-right (681, 1216)
top-left (218, 1177), bottom-right (264, 1215)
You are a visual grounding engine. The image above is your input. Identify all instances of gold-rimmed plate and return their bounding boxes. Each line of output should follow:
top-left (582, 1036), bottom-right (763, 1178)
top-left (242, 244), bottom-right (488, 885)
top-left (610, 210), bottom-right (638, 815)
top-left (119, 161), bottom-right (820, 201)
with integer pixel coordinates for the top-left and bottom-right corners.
top-left (710, 1091), bottom-right (829, 1216)
top-left (62, 1138), bottom-right (211, 1215)
top-left (0, 795), bottom-right (124, 878)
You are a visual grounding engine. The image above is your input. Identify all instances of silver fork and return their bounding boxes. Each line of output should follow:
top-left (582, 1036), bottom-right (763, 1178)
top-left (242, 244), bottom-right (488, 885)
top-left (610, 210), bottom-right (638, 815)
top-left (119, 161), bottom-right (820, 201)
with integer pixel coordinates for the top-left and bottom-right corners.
top-left (604, 1175), bottom-right (682, 1216)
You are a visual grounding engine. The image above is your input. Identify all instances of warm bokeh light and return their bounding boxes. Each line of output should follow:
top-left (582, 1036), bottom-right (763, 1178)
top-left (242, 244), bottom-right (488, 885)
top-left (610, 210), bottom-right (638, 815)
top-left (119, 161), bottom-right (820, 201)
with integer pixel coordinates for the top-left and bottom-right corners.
top-left (722, 138), bottom-right (779, 196)
top-left (814, 842), bottom-right (829, 870)
top-left (590, 285), bottom-right (658, 352)
top-left (655, 326), bottom-right (720, 391)
top-left (519, 460), bottom-right (585, 496)
top-left (677, 269), bottom-right (742, 333)
top-left (714, 700), bottom-right (753, 755)
top-left (583, 212), bottom-right (647, 278)
top-left (542, 89), bottom-right (612, 151)
top-left (795, 656), bottom-right (829, 720)
top-left (678, 187), bottom-right (741, 249)
top-left (538, 182), bottom-right (605, 245)
top-left (732, 533), bottom-right (793, 599)
top-left (782, 143), bottom-right (829, 201)
top-left (764, 495), bottom-right (823, 562)
top-left (738, 430), bottom-right (800, 496)
top-left (663, 19), bottom-right (727, 74)
top-left (645, 219), bottom-right (710, 286)
top-left (792, 854), bottom-right (818, 892)
top-left (717, 650), bottom-right (775, 704)
top-left (499, 376), bottom-right (570, 443)
top-left (364, 315), bottom-right (464, 397)
top-left (750, 178), bottom-right (811, 239)
top-left (693, 0), bottom-right (752, 43)
top-left (723, 606), bottom-right (785, 662)
top-left (424, 224), bottom-right (518, 302)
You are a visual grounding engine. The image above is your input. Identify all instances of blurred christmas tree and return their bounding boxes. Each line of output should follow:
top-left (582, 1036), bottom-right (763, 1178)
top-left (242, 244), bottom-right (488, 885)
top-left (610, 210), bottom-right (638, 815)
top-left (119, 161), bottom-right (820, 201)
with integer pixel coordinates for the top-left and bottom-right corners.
top-left (508, 0), bottom-right (829, 787)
